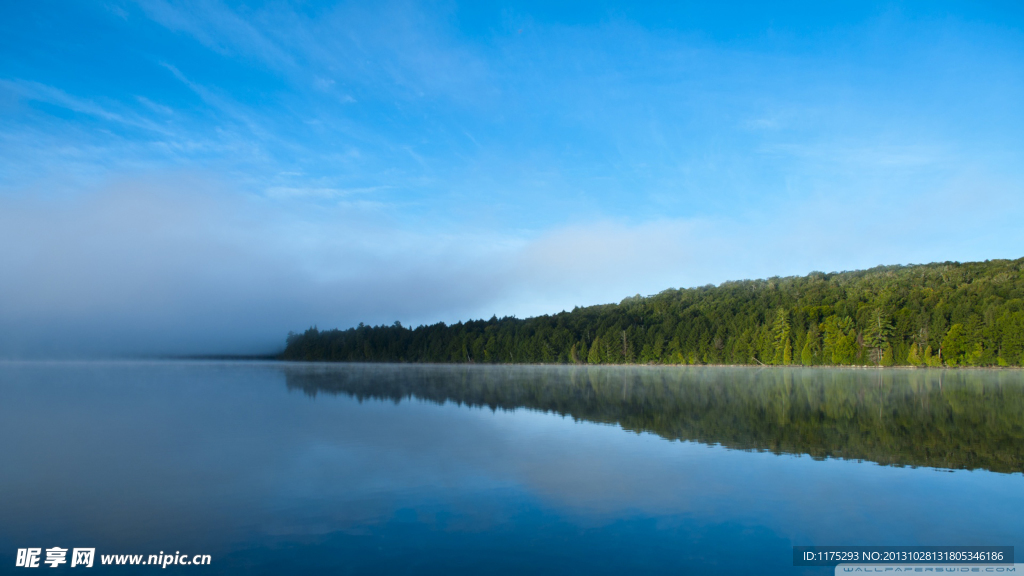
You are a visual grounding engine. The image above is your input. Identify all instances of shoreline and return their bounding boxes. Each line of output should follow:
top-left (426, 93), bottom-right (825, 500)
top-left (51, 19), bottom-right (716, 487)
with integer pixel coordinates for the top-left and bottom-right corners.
top-left (274, 359), bottom-right (1024, 371)
top-left (5, 357), bottom-right (1020, 371)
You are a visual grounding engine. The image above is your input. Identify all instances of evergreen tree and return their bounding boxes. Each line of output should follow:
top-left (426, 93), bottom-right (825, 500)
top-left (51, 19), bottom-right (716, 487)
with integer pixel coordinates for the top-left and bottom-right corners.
top-left (942, 324), bottom-right (968, 367)
top-left (587, 337), bottom-right (602, 364)
top-left (967, 343), bottom-right (984, 367)
top-left (801, 340), bottom-right (814, 366)
top-left (822, 316), bottom-right (858, 365)
top-left (771, 309), bottom-right (791, 365)
top-left (907, 343), bottom-right (922, 366)
top-left (865, 310), bottom-right (894, 365)
top-left (881, 344), bottom-right (895, 367)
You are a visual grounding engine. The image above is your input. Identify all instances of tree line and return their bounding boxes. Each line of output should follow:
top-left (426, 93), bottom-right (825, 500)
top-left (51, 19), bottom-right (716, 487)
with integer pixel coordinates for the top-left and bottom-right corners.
top-left (281, 257), bottom-right (1024, 368)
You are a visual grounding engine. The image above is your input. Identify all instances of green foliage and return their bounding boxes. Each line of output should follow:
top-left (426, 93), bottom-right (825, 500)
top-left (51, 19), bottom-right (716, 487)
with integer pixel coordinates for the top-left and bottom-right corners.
top-left (821, 315), bottom-right (858, 365)
top-left (907, 343), bottom-right (922, 366)
top-left (942, 323), bottom-right (968, 367)
top-left (967, 343), bottom-right (984, 366)
top-left (771, 308), bottom-right (792, 365)
top-left (587, 337), bottom-right (602, 364)
top-left (880, 344), bottom-right (895, 367)
top-left (800, 339), bottom-right (814, 366)
top-left (865, 309), bottom-right (894, 365)
top-left (281, 257), bottom-right (1024, 368)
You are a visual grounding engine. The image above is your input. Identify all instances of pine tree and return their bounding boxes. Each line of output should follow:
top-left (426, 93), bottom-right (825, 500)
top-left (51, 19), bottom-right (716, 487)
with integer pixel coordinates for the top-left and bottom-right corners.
top-left (967, 343), bottom-right (984, 366)
top-left (907, 343), bottom-right (922, 366)
top-left (772, 309), bottom-right (791, 365)
top-left (822, 315), bottom-right (858, 365)
top-left (587, 337), bottom-right (602, 364)
top-left (865, 309), bottom-right (893, 365)
top-left (881, 344), bottom-right (895, 367)
top-left (941, 324), bottom-right (967, 367)
top-left (801, 340), bottom-right (814, 366)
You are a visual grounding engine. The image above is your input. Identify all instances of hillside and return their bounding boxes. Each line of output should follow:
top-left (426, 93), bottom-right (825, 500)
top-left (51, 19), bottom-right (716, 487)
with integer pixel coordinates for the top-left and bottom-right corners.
top-left (281, 258), bottom-right (1024, 367)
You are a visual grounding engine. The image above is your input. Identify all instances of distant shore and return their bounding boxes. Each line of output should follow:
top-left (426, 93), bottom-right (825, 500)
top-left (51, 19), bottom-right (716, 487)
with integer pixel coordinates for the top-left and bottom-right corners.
top-left (272, 359), bottom-right (1024, 371)
top-left (280, 258), bottom-right (1024, 369)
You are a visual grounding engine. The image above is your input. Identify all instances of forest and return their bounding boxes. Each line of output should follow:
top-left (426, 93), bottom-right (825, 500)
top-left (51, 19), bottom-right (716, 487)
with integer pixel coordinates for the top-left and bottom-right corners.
top-left (281, 257), bottom-right (1024, 368)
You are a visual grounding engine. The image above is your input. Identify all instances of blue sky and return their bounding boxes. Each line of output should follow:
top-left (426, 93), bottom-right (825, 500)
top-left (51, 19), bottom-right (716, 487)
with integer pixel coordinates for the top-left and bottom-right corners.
top-left (1, 1), bottom-right (1023, 356)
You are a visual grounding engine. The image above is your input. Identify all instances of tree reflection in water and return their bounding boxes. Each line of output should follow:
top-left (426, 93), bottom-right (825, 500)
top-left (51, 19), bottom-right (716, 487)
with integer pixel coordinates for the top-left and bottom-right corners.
top-left (284, 365), bottom-right (1024, 474)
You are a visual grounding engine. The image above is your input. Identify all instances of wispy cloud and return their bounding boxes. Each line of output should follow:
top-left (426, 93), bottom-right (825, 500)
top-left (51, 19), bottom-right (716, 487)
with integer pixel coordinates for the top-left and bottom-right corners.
top-left (136, 0), bottom-right (297, 69)
top-left (264, 185), bottom-right (389, 200)
top-left (0, 79), bottom-right (174, 136)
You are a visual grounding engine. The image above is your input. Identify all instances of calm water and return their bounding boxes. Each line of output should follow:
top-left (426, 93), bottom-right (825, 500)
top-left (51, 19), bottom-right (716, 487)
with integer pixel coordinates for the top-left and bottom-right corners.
top-left (1, 362), bottom-right (1022, 574)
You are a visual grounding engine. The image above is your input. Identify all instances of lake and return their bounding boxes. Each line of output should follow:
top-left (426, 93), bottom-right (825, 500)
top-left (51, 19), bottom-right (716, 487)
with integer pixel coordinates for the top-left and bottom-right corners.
top-left (1, 362), bottom-right (1022, 574)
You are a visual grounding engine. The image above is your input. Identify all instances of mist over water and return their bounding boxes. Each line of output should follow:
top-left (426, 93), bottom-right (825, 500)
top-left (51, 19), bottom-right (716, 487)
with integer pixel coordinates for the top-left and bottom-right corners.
top-left (1, 362), bottom-right (1020, 574)
top-left (284, 364), bottom-right (1024, 473)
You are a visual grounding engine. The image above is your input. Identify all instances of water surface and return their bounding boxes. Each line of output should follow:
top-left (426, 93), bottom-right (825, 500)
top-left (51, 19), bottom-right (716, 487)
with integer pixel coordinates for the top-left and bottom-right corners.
top-left (1, 362), bottom-right (1021, 574)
